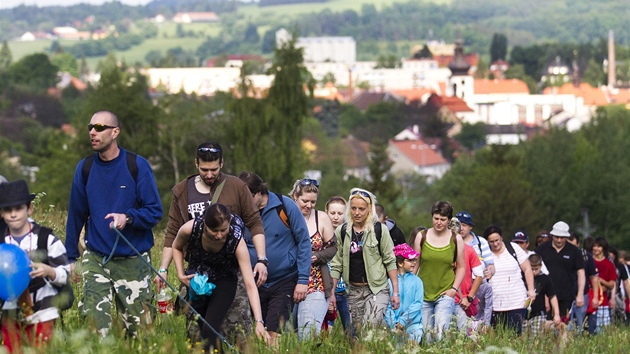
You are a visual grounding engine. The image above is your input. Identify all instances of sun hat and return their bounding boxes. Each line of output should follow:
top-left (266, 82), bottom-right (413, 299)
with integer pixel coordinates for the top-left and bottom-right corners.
top-left (550, 221), bottom-right (571, 237)
top-left (0, 180), bottom-right (36, 208)
top-left (393, 243), bottom-right (420, 259)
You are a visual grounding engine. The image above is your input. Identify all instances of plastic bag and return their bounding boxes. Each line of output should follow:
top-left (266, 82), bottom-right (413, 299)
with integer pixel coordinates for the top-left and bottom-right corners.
top-left (189, 273), bottom-right (216, 300)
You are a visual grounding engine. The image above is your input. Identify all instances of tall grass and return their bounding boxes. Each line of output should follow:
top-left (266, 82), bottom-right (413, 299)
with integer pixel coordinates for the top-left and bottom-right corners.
top-left (16, 196), bottom-right (630, 353)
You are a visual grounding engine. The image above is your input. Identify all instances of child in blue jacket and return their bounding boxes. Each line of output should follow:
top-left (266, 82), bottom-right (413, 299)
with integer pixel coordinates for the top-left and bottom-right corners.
top-left (386, 243), bottom-right (424, 343)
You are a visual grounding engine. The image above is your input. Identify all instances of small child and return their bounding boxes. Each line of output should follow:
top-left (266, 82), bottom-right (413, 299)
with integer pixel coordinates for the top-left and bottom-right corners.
top-left (524, 253), bottom-right (562, 335)
top-left (385, 243), bottom-right (424, 344)
top-left (0, 180), bottom-right (70, 353)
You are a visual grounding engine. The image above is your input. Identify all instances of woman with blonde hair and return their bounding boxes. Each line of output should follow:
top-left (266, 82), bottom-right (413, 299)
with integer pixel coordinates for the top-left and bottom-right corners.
top-left (330, 188), bottom-right (400, 334)
top-left (290, 179), bottom-right (337, 340)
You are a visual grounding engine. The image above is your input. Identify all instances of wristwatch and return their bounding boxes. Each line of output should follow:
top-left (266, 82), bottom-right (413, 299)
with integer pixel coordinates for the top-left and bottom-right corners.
top-left (257, 257), bottom-right (269, 267)
top-left (467, 295), bottom-right (475, 303)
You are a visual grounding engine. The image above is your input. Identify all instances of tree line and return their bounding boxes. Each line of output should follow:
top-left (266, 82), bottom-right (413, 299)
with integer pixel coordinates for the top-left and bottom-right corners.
top-left (1, 31), bottom-right (629, 249)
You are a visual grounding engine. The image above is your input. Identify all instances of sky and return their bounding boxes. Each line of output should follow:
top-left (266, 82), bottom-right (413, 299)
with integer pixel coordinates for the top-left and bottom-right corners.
top-left (0, 0), bottom-right (151, 9)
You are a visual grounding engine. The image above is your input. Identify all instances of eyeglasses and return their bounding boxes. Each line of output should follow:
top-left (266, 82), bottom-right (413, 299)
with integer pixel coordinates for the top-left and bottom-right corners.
top-left (351, 190), bottom-right (371, 199)
top-left (403, 258), bottom-right (418, 263)
top-left (88, 124), bottom-right (116, 132)
top-left (197, 147), bottom-right (221, 153)
top-left (299, 179), bottom-right (319, 188)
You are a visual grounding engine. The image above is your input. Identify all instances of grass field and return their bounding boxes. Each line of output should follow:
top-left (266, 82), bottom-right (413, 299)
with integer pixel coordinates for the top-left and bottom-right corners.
top-left (10, 194), bottom-right (630, 353)
top-left (237, 0), bottom-right (452, 20)
top-left (6, 0), bottom-right (449, 67)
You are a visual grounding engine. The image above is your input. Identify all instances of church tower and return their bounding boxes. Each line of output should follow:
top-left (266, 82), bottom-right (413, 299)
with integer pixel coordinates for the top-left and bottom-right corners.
top-left (447, 30), bottom-right (473, 101)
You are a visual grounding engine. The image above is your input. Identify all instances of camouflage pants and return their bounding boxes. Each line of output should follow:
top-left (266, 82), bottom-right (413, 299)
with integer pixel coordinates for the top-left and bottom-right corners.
top-left (79, 249), bottom-right (155, 337)
top-left (347, 285), bottom-right (389, 330)
top-left (220, 271), bottom-right (251, 343)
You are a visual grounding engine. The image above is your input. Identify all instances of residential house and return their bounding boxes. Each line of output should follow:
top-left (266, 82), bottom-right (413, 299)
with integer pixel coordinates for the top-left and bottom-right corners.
top-left (387, 138), bottom-right (450, 183)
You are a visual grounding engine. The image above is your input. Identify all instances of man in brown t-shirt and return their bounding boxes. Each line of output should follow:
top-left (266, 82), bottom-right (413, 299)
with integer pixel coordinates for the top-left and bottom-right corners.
top-left (154, 141), bottom-right (266, 343)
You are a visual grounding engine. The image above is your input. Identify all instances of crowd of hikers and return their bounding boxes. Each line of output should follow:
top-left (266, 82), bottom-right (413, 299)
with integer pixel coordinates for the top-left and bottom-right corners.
top-left (2, 111), bottom-right (630, 353)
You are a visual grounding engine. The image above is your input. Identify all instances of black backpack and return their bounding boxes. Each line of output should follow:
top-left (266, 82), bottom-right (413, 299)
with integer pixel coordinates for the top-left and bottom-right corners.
top-left (339, 222), bottom-right (384, 258)
top-left (81, 151), bottom-right (138, 185)
top-left (1, 225), bottom-right (75, 312)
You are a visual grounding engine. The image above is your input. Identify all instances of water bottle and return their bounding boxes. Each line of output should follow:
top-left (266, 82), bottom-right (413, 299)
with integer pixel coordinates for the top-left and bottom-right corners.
top-left (157, 288), bottom-right (173, 314)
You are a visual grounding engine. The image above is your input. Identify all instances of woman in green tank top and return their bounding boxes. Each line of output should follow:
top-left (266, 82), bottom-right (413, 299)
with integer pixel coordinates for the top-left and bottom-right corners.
top-left (411, 201), bottom-right (466, 342)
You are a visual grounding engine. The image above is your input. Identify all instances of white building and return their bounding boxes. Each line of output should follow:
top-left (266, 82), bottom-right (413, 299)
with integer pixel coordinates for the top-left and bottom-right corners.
top-left (142, 67), bottom-right (242, 95)
top-left (276, 28), bottom-right (355, 64)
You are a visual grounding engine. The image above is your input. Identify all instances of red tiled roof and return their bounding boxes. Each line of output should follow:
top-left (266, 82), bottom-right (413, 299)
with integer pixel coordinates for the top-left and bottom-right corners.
top-left (440, 96), bottom-right (474, 112)
top-left (543, 82), bottom-right (608, 106)
top-left (389, 139), bottom-right (447, 167)
top-left (474, 79), bottom-right (529, 94)
top-left (609, 88), bottom-right (630, 105)
top-left (391, 88), bottom-right (435, 104)
top-left (434, 53), bottom-right (479, 68)
top-left (348, 91), bottom-right (405, 111)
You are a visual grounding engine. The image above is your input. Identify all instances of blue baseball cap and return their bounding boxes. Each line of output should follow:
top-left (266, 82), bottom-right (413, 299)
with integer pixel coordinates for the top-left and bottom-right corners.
top-left (512, 230), bottom-right (529, 243)
top-left (455, 211), bottom-right (474, 226)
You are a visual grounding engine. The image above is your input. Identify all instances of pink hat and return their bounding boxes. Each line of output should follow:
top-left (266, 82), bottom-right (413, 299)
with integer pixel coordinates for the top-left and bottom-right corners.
top-left (393, 243), bottom-right (420, 260)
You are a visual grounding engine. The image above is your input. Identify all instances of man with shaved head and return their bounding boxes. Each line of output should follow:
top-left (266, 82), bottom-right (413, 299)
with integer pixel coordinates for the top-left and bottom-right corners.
top-left (65, 111), bottom-right (163, 337)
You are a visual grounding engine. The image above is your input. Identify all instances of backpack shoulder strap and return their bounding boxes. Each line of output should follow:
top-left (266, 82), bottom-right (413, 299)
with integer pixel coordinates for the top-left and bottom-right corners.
top-left (474, 233), bottom-right (483, 255)
top-left (36, 225), bottom-right (53, 252)
top-left (81, 154), bottom-right (96, 185)
top-left (504, 241), bottom-right (519, 264)
top-left (126, 150), bottom-right (138, 182)
top-left (420, 229), bottom-right (427, 251)
top-left (340, 222), bottom-right (348, 244)
top-left (374, 221), bottom-right (382, 243)
top-left (451, 231), bottom-right (459, 263)
top-left (273, 193), bottom-right (290, 228)
top-left (374, 221), bottom-right (383, 259)
top-left (82, 151), bottom-right (138, 186)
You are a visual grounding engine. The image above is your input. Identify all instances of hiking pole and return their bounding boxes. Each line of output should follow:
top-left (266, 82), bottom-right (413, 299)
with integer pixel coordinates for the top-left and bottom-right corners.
top-left (109, 225), bottom-right (234, 350)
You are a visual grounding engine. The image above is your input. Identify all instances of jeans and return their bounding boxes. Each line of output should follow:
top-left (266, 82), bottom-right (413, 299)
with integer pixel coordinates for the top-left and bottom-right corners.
top-left (571, 293), bottom-right (589, 333)
top-left (335, 292), bottom-right (352, 333)
top-left (294, 291), bottom-right (328, 340)
top-left (422, 294), bottom-right (455, 342)
top-left (474, 280), bottom-right (493, 327)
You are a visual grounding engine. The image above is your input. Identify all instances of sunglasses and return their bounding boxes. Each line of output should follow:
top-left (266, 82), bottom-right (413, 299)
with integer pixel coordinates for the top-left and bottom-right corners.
top-left (299, 179), bottom-right (319, 188)
top-left (197, 147), bottom-right (221, 153)
top-left (351, 190), bottom-right (371, 199)
top-left (88, 124), bottom-right (116, 132)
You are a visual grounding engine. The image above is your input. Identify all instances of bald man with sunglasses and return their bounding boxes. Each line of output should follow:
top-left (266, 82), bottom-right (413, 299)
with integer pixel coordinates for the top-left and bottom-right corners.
top-left (65, 111), bottom-right (163, 337)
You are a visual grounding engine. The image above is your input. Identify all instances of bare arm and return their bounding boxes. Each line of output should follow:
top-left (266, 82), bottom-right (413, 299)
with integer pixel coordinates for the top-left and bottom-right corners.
top-left (173, 220), bottom-right (194, 287)
top-left (520, 259), bottom-right (536, 301)
top-left (550, 295), bottom-right (561, 325)
top-left (576, 268), bottom-right (585, 307)
top-left (236, 239), bottom-right (270, 342)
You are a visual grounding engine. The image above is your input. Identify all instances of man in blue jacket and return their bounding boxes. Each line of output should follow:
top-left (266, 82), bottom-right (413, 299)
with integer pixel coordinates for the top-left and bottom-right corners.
top-left (65, 111), bottom-right (163, 337)
top-left (238, 172), bottom-right (311, 342)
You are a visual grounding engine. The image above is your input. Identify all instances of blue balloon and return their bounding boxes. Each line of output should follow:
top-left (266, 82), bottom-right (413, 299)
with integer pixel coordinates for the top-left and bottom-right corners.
top-left (0, 243), bottom-right (32, 301)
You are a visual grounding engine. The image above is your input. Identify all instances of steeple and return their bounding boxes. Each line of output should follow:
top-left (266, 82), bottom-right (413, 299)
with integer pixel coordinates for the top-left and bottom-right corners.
top-left (448, 26), bottom-right (470, 76)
